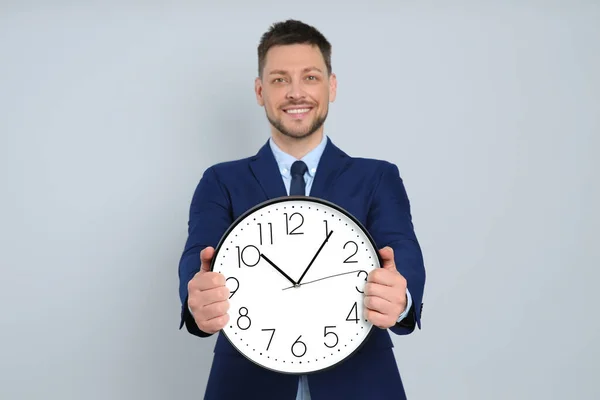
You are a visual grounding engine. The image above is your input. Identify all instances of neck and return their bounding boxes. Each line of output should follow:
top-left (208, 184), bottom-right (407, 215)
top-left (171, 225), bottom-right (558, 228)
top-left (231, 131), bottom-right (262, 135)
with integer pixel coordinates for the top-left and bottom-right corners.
top-left (271, 129), bottom-right (324, 159)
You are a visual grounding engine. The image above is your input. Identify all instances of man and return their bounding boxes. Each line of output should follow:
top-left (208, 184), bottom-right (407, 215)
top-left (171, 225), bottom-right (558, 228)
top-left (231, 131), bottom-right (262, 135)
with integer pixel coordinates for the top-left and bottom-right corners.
top-left (178, 19), bottom-right (426, 400)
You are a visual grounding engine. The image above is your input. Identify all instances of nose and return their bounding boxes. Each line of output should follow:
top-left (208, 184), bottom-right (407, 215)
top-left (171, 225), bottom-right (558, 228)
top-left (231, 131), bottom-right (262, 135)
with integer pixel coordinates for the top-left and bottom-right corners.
top-left (286, 79), bottom-right (305, 100)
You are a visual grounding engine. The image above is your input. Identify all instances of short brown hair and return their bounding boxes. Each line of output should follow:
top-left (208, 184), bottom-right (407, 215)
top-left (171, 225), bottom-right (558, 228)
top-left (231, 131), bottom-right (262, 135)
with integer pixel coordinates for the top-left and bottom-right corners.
top-left (257, 19), bottom-right (332, 78)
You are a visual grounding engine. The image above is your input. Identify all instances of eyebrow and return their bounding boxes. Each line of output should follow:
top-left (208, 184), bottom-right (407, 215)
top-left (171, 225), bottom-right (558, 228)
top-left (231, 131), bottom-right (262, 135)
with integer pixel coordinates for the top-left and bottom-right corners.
top-left (268, 67), bottom-right (323, 75)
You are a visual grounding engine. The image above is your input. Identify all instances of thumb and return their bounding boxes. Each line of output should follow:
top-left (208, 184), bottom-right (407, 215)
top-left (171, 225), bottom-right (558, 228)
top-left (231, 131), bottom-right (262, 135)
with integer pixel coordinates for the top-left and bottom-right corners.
top-left (199, 246), bottom-right (215, 273)
top-left (379, 246), bottom-right (396, 271)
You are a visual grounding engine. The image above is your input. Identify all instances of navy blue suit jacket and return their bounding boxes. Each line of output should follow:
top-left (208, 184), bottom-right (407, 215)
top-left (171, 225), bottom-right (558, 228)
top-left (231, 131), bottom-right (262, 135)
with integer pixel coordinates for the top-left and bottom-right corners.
top-left (178, 138), bottom-right (426, 400)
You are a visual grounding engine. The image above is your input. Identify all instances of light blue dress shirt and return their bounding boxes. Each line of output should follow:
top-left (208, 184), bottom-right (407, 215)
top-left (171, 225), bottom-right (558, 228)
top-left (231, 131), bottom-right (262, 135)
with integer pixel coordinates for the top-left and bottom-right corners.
top-left (268, 134), bottom-right (412, 400)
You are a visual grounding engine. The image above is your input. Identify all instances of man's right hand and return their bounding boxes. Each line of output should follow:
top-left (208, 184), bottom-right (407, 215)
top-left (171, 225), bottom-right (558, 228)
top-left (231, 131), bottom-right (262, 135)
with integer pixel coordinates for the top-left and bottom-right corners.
top-left (187, 247), bottom-right (230, 334)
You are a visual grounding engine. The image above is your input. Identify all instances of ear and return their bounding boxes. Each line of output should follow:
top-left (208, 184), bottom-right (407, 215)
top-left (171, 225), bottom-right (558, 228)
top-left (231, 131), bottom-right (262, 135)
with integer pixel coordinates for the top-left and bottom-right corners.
top-left (329, 72), bottom-right (337, 103)
top-left (255, 77), bottom-right (265, 106)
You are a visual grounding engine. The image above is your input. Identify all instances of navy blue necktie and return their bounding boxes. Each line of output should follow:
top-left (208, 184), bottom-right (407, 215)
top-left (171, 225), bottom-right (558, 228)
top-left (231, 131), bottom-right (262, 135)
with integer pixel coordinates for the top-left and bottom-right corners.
top-left (290, 160), bottom-right (308, 196)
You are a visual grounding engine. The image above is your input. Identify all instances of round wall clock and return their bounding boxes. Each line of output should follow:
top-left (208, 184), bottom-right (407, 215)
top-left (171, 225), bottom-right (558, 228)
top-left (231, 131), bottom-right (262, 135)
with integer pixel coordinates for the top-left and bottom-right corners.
top-left (210, 196), bottom-right (381, 374)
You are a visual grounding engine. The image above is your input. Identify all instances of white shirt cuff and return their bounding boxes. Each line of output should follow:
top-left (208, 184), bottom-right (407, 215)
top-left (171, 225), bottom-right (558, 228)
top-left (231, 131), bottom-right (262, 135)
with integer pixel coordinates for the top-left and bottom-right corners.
top-left (396, 288), bottom-right (412, 323)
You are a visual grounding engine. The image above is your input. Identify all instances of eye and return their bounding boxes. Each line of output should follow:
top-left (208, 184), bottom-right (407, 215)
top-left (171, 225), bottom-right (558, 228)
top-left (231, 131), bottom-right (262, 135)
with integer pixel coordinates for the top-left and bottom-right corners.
top-left (306, 75), bottom-right (317, 81)
top-left (273, 77), bottom-right (286, 83)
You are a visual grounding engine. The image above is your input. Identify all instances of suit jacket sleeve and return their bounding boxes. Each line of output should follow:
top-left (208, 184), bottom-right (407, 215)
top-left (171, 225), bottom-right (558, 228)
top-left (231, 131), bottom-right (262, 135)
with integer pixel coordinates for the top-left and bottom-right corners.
top-left (178, 166), bottom-right (233, 337)
top-left (366, 162), bottom-right (426, 335)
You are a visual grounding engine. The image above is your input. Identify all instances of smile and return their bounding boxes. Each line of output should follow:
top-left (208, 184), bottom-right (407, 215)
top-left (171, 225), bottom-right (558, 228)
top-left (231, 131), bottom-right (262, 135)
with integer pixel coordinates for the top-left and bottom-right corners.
top-left (283, 107), bottom-right (313, 119)
top-left (285, 108), bottom-right (311, 114)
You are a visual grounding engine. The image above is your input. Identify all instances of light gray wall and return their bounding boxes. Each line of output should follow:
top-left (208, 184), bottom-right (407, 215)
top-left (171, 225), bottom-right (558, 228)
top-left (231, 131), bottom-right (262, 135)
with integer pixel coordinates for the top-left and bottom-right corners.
top-left (1, 2), bottom-right (598, 399)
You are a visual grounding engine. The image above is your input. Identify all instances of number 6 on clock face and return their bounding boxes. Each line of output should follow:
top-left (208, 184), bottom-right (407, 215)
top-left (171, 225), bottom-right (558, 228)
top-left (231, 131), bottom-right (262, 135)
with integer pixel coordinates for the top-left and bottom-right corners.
top-left (210, 196), bottom-right (381, 375)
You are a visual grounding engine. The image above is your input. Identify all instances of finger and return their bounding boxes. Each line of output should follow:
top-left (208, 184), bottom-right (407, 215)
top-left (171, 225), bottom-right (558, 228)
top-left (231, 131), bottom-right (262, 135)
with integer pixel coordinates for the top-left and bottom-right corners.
top-left (188, 287), bottom-right (228, 317)
top-left (363, 294), bottom-right (396, 316)
top-left (378, 247), bottom-right (396, 270)
top-left (367, 268), bottom-right (397, 287)
top-left (199, 313), bottom-right (230, 334)
top-left (364, 308), bottom-right (389, 329)
top-left (199, 300), bottom-right (230, 321)
top-left (195, 271), bottom-right (226, 291)
top-left (200, 247), bottom-right (215, 272)
top-left (200, 285), bottom-right (230, 306)
top-left (364, 282), bottom-right (403, 304)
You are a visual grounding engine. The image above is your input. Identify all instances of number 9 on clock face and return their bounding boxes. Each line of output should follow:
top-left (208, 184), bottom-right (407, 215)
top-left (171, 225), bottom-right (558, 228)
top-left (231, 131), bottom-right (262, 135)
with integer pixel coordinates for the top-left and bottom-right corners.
top-left (210, 196), bottom-right (381, 375)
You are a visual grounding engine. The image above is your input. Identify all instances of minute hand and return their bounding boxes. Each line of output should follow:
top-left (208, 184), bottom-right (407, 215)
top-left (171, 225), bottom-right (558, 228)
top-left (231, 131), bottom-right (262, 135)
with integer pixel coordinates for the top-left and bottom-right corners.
top-left (297, 230), bottom-right (333, 285)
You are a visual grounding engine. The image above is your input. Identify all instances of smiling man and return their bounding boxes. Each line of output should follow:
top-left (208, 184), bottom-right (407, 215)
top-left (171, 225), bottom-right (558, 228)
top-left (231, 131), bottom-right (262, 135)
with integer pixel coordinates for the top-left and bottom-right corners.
top-left (255, 40), bottom-right (335, 159)
top-left (178, 19), bottom-right (426, 400)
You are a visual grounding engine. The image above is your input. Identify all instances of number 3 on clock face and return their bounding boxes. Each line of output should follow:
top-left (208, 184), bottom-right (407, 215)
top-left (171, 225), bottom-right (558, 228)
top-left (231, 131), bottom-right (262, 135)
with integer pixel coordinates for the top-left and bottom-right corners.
top-left (210, 196), bottom-right (381, 375)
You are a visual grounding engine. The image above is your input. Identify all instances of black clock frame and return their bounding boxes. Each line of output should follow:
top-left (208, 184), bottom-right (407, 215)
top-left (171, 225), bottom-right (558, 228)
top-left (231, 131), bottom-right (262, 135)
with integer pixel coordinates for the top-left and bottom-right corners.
top-left (209, 195), bottom-right (384, 376)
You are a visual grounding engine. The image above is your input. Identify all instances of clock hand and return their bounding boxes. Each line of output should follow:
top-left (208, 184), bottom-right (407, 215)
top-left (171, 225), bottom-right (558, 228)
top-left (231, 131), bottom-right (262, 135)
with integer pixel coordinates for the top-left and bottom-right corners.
top-left (260, 253), bottom-right (298, 286)
top-left (282, 269), bottom-right (363, 291)
top-left (296, 230), bottom-right (334, 285)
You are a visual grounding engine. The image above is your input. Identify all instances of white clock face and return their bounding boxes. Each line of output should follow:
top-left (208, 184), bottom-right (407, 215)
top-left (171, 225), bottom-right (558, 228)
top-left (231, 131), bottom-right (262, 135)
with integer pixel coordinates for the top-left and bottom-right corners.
top-left (212, 197), bottom-right (380, 374)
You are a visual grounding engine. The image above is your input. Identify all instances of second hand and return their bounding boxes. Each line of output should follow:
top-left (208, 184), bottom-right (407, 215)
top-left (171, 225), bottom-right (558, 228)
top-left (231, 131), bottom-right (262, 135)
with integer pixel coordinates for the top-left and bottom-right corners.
top-left (282, 269), bottom-right (363, 291)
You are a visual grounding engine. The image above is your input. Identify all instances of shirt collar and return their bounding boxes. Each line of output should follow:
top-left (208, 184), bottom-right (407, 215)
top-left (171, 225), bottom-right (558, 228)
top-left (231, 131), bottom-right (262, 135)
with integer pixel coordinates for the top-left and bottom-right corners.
top-left (269, 134), bottom-right (328, 178)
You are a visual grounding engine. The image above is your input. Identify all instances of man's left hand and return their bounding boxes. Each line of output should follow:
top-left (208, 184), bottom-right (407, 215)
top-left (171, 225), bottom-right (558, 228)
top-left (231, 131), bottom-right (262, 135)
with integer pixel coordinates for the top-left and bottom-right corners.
top-left (364, 246), bottom-right (407, 329)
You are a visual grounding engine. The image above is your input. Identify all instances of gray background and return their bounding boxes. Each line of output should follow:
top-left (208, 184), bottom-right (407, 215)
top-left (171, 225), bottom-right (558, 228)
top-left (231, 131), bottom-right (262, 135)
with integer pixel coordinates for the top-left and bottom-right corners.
top-left (1, 1), bottom-right (598, 399)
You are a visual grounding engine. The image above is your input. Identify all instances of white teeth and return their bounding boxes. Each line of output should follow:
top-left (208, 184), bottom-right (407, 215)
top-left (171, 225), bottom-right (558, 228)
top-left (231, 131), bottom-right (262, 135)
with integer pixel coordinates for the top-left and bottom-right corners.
top-left (286, 108), bottom-right (310, 114)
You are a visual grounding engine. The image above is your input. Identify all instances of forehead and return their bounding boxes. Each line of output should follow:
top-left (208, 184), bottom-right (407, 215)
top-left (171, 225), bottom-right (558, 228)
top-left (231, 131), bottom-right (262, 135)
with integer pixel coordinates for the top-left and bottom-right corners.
top-left (263, 43), bottom-right (326, 74)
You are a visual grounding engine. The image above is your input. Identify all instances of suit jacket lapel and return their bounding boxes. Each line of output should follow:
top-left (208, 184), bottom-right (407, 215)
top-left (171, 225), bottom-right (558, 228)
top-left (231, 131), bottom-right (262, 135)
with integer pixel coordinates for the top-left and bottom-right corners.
top-left (249, 137), bottom-right (352, 201)
top-left (309, 138), bottom-right (352, 199)
top-left (249, 140), bottom-right (288, 200)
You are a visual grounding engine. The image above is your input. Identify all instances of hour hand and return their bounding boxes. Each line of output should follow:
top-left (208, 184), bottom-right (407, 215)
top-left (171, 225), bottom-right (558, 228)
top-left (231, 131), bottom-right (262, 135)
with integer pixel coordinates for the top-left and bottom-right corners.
top-left (260, 254), bottom-right (298, 287)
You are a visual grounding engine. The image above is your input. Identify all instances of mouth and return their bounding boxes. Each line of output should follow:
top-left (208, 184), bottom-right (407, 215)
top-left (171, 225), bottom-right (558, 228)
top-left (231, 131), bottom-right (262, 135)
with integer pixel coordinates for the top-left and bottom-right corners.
top-left (282, 106), bottom-right (313, 119)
